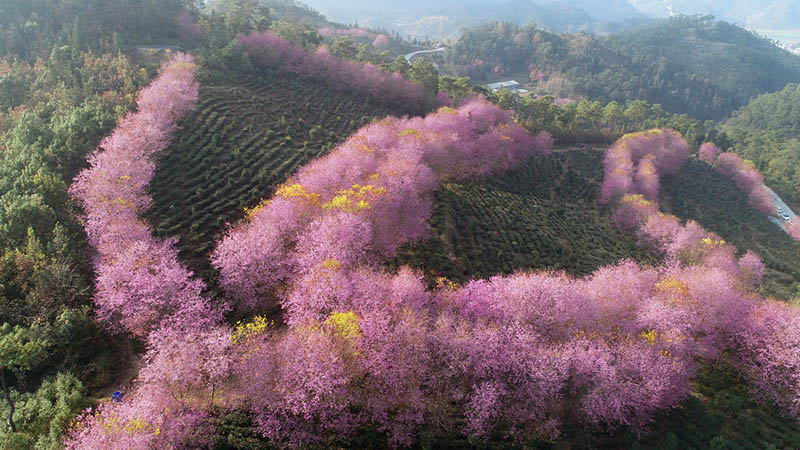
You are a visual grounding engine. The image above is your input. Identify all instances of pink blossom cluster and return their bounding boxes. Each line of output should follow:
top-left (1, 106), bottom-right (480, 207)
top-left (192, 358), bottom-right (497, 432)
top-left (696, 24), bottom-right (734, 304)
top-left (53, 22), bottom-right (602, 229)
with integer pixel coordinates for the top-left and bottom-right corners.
top-left (238, 31), bottom-right (421, 111)
top-left (65, 326), bottom-right (231, 449)
top-left (464, 59), bottom-right (487, 78)
top-left (699, 142), bottom-right (774, 215)
top-left (786, 218), bottom-right (800, 240)
top-left (436, 91), bottom-right (454, 107)
top-left (317, 26), bottom-right (370, 39)
top-left (69, 54), bottom-right (221, 338)
top-left (600, 132), bottom-right (800, 422)
top-left (372, 34), bottom-right (389, 49)
top-left (209, 121), bottom-right (783, 447)
top-left (66, 96), bottom-right (800, 448)
top-left (600, 129), bottom-right (689, 205)
top-left (229, 257), bottom-right (770, 446)
top-left (529, 63), bottom-right (545, 82)
top-left (234, 268), bottom-right (435, 446)
top-left (738, 299), bottom-right (800, 418)
top-left (599, 132), bottom-right (767, 277)
top-left (212, 98), bottom-right (551, 311)
top-left (444, 261), bottom-right (761, 433)
top-left (698, 142), bottom-right (721, 164)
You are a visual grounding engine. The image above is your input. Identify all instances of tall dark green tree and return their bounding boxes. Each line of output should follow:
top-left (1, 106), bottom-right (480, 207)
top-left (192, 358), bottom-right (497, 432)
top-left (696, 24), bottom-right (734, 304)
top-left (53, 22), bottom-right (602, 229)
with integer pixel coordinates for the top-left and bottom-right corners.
top-left (0, 324), bottom-right (46, 432)
top-left (409, 58), bottom-right (439, 112)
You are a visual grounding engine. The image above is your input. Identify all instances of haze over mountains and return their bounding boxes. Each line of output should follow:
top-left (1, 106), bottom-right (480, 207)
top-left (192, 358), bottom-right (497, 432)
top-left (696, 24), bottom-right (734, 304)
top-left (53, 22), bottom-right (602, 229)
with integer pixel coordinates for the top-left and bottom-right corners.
top-left (300, 0), bottom-right (800, 42)
top-left (629, 0), bottom-right (800, 30)
top-left (298, 0), bottom-right (647, 39)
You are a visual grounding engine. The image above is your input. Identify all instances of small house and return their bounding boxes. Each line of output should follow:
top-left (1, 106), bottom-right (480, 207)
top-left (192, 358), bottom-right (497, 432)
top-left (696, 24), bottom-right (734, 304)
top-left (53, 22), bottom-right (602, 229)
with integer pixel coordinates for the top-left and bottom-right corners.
top-left (485, 80), bottom-right (528, 95)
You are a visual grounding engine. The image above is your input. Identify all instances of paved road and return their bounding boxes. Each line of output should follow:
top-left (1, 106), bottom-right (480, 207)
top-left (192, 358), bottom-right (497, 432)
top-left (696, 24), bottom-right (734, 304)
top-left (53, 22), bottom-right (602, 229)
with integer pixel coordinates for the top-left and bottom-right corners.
top-left (404, 47), bottom-right (446, 64)
top-left (766, 186), bottom-right (797, 232)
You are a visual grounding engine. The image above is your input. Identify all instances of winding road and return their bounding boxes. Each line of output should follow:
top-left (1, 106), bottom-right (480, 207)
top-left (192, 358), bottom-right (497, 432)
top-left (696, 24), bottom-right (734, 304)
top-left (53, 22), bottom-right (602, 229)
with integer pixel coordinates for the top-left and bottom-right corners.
top-left (766, 186), bottom-right (797, 231)
top-left (404, 47), bottom-right (447, 64)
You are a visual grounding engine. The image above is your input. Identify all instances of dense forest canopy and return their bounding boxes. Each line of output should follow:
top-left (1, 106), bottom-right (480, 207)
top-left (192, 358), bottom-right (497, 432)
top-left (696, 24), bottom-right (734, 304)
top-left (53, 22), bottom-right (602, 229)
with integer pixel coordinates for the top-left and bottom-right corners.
top-left (726, 83), bottom-right (800, 139)
top-left (444, 16), bottom-right (800, 120)
top-left (0, 0), bottom-right (189, 60)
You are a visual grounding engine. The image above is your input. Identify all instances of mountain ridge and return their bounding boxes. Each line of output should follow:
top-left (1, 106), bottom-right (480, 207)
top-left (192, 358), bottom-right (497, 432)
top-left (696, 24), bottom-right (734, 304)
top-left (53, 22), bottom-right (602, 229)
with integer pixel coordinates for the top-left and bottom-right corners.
top-left (299, 0), bottom-right (650, 40)
top-left (628, 0), bottom-right (800, 30)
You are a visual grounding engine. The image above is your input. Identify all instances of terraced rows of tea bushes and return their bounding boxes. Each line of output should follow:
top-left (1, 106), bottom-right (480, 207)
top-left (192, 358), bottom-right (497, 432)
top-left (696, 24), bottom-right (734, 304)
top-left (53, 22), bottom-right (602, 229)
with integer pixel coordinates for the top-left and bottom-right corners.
top-left (390, 147), bottom-right (800, 449)
top-left (142, 70), bottom-right (800, 448)
top-left (147, 70), bottom-right (397, 285)
top-left (426, 364), bottom-right (800, 450)
top-left (660, 158), bottom-right (800, 300)
top-left (390, 148), bottom-right (662, 282)
top-left (392, 148), bottom-right (800, 299)
top-left (578, 364), bottom-right (800, 450)
top-left (147, 97), bottom-right (800, 446)
top-left (211, 369), bottom-right (800, 450)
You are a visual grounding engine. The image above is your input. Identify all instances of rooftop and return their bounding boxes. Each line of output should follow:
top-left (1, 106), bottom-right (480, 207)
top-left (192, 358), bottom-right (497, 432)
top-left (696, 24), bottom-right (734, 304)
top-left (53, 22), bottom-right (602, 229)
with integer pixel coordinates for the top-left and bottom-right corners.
top-left (486, 80), bottom-right (521, 90)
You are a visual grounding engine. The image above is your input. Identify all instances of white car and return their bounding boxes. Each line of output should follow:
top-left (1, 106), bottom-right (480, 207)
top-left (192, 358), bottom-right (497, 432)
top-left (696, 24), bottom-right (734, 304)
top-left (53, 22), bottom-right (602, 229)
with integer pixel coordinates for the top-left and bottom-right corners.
top-left (782, 213), bottom-right (790, 220)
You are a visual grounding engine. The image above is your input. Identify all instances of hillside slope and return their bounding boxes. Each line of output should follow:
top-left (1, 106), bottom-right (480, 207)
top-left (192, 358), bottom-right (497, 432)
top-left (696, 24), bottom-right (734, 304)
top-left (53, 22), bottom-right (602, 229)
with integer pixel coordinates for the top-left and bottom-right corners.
top-left (395, 147), bottom-right (800, 299)
top-left (391, 147), bottom-right (800, 448)
top-left (144, 71), bottom-right (800, 447)
top-left (390, 147), bottom-right (662, 281)
top-left (146, 70), bottom-right (400, 287)
top-left (659, 157), bottom-right (800, 299)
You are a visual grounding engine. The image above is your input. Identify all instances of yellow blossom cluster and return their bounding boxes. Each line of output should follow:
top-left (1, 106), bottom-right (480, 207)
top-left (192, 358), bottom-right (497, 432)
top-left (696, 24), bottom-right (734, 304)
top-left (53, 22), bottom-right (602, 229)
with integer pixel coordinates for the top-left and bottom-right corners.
top-left (701, 237), bottom-right (726, 248)
top-left (322, 184), bottom-right (388, 213)
top-left (243, 198), bottom-right (270, 222)
top-left (275, 183), bottom-right (320, 206)
top-left (435, 276), bottom-right (459, 291)
top-left (114, 197), bottom-right (134, 208)
top-left (325, 311), bottom-right (361, 339)
top-left (640, 329), bottom-right (658, 346)
top-left (655, 277), bottom-right (690, 299)
top-left (621, 194), bottom-right (654, 207)
top-left (640, 329), bottom-right (678, 358)
top-left (99, 414), bottom-right (160, 436)
top-left (321, 258), bottom-right (343, 271)
top-left (231, 316), bottom-right (272, 344)
top-left (399, 128), bottom-right (421, 137)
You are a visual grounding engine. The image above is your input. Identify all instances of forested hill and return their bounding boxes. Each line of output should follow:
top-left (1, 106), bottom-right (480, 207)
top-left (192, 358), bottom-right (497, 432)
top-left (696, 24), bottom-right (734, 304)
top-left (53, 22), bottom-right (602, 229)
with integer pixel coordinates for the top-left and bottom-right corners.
top-left (718, 83), bottom-right (800, 209)
top-left (443, 15), bottom-right (800, 120)
top-left (0, 0), bottom-right (187, 60)
top-left (205, 0), bottom-right (329, 26)
top-left (726, 83), bottom-right (800, 139)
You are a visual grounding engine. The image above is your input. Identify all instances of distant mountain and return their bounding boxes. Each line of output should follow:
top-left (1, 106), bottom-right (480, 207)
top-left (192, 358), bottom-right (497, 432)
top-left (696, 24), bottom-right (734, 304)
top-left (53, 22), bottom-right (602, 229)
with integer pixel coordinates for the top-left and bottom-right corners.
top-left (298, 0), bottom-right (649, 40)
top-left (746, 0), bottom-right (800, 30)
top-left (536, 0), bottom-right (645, 22)
top-left (628, 0), bottom-right (800, 30)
